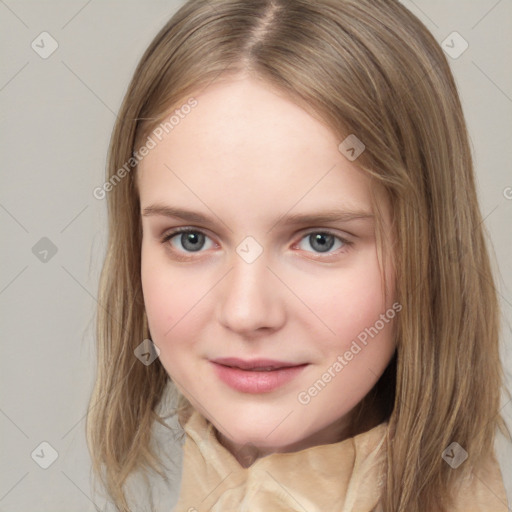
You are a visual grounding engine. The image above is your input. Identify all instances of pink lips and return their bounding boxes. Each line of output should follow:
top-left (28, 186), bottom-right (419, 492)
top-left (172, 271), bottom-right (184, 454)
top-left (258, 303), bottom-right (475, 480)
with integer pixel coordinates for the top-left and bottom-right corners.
top-left (210, 357), bottom-right (308, 393)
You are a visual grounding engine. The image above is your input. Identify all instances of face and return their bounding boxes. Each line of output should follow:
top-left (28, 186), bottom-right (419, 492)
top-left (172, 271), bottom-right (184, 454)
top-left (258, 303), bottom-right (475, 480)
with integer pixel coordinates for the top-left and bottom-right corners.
top-left (138, 74), bottom-right (397, 462)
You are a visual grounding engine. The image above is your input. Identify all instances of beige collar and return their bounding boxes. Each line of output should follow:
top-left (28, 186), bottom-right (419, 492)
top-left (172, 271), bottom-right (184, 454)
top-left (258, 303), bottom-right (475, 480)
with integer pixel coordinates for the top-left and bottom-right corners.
top-left (172, 408), bottom-right (509, 512)
top-left (173, 408), bottom-right (388, 511)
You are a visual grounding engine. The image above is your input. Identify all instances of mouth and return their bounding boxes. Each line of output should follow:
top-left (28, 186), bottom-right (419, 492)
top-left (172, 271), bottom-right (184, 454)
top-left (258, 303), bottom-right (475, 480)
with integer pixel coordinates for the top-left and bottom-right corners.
top-left (209, 358), bottom-right (309, 393)
top-left (211, 357), bottom-right (307, 371)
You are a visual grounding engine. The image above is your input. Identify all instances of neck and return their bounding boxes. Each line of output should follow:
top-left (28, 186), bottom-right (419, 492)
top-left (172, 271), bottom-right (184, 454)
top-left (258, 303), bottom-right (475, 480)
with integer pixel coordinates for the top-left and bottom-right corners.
top-left (214, 412), bottom-right (355, 468)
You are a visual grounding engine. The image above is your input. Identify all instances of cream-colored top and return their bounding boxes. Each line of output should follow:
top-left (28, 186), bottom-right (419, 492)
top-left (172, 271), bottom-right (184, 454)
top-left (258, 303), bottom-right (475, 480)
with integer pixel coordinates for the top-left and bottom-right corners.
top-left (172, 409), bottom-right (509, 512)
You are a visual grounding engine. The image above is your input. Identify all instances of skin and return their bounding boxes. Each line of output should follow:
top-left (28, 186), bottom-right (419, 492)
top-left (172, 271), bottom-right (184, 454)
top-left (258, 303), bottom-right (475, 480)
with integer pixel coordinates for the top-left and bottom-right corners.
top-left (138, 73), bottom-right (397, 467)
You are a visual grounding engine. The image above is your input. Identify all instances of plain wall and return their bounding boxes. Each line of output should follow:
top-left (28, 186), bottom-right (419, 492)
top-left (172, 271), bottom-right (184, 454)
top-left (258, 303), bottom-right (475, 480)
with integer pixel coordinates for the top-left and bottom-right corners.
top-left (1, 0), bottom-right (511, 510)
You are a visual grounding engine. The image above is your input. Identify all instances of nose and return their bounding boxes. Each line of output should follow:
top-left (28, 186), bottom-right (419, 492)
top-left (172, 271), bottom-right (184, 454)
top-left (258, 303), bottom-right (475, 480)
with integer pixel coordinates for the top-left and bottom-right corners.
top-left (216, 250), bottom-right (286, 336)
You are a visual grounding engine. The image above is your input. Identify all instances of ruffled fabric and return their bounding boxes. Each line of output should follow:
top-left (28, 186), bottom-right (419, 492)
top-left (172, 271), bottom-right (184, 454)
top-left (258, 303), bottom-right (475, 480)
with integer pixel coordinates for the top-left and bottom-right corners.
top-left (172, 409), bottom-right (509, 512)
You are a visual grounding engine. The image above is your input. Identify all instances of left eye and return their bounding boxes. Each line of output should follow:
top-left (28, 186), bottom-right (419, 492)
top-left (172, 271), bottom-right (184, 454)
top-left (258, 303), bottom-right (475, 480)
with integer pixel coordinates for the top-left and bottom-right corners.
top-left (165, 230), bottom-right (215, 252)
top-left (297, 232), bottom-right (346, 253)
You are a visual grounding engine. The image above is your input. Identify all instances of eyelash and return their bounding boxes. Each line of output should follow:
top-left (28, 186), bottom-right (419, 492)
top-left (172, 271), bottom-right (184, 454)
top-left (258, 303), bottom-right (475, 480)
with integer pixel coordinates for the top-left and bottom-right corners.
top-left (160, 227), bottom-right (353, 260)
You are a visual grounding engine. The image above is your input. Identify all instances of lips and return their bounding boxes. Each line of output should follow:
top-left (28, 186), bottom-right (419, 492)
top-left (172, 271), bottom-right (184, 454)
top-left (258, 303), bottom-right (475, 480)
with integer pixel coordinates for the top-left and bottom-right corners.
top-left (210, 357), bottom-right (309, 393)
top-left (211, 357), bottom-right (304, 371)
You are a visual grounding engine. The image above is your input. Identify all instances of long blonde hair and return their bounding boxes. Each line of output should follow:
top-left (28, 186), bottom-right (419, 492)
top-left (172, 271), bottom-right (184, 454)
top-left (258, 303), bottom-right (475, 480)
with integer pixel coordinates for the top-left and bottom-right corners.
top-left (86, 1), bottom-right (511, 510)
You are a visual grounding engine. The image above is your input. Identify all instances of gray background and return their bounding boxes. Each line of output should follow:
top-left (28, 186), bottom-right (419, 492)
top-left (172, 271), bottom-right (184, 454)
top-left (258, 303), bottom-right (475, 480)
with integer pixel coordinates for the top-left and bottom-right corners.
top-left (1, 0), bottom-right (511, 510)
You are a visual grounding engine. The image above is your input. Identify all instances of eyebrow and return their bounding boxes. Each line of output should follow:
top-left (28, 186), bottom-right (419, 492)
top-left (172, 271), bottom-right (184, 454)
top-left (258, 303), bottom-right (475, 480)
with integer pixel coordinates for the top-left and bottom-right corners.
top-left (141, 204), bottom-right (374, 228)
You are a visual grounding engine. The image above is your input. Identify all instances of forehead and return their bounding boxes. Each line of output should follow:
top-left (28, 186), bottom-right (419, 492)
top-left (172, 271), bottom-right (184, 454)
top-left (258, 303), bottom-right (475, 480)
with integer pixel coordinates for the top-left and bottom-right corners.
top-left (136, 76), bottom-right (381, 222)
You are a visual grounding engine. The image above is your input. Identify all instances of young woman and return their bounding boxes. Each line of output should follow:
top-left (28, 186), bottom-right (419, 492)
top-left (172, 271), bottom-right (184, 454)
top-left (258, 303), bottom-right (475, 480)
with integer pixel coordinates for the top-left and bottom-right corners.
top-left (87, 1), bottom-right (511, 510)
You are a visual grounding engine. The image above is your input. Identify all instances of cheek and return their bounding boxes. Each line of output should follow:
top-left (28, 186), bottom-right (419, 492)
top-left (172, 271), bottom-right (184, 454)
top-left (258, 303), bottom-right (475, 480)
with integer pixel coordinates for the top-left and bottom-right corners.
top-left (292, 248), bottom-right (393, 351)
top-left (294, 255), bottom-right (396, 421)
top-left (141, 260), bottom-right (175, 338)
top-left (140, 247), bottom-right (211, 379)
top-left (313, 253), bottom-right (396, 409)
top-left (141, 248), bottom-right (195, 347)
top-left (141, 262), bottom-right (188, 382)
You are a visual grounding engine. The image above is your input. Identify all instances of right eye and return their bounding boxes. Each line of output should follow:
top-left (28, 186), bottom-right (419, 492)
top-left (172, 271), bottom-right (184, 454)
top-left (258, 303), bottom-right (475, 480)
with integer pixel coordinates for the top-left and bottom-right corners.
top-left (162, 228), bottom-right (216, 254)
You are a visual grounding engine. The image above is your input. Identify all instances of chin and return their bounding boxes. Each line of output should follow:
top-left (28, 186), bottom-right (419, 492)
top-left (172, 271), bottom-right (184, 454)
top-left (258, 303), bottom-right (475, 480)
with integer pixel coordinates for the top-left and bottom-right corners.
top-left (211, 406), bottom-right (310, 450)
